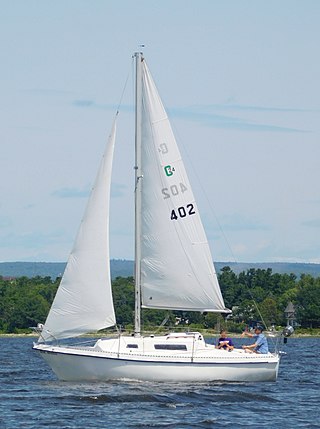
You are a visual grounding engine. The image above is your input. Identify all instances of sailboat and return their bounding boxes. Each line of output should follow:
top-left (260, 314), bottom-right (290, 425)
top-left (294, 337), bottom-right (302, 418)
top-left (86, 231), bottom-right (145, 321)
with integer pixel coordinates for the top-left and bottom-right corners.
top-left (33, 53), bottom-right (280, 382)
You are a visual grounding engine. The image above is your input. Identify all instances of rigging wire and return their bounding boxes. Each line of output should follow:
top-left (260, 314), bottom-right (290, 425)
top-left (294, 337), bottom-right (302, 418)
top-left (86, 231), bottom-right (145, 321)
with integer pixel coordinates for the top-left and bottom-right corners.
top-left (114, 59), bottom-right (133, 116)
top-left (154, 312), bottom-right (171, 333)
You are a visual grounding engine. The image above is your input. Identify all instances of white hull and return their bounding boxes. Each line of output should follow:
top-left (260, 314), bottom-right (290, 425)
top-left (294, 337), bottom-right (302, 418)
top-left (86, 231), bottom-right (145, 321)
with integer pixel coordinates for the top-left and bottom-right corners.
top-left (34, 333), bottom-right (280, 382)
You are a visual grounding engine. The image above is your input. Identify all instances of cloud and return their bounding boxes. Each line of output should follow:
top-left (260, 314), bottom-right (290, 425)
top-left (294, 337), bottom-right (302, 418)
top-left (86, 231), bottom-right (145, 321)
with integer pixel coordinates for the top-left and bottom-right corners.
top-left (111, 182), bottom-right (127, 198)
top-left (203, 213), bottom-right (269, 245)
top-left (51, 182), bottom-right (127, 200)
top-left (0, 216), bottom-right (12, 228)
top-left (72, 99), bottom-right (133, 113)
top-left (307, 198), bottom-right (320, 205)
top-left (197, 103), bottom-right (317, 113)
top-left (23, 88), bottom-right (75, 97)
top-left (51, 187), bottom-right (90, 199)
top-left (0, 230), bottom-right (65, 249)
top-left (168, 104), bottom-right (307, 133)
top-left (72, 99), bottom-right (95, 107)
top-left (218, 213), bottom-right (270, 232)
top-left (302, 218), bottom-right (320, 228)
top-left (71, 97), bottom-right (309, 133)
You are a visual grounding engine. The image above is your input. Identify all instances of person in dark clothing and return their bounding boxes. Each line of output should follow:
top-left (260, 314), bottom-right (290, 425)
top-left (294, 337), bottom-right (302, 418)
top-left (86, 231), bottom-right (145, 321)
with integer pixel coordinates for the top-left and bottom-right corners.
top-left (216, 329), bottom-right (234, 351)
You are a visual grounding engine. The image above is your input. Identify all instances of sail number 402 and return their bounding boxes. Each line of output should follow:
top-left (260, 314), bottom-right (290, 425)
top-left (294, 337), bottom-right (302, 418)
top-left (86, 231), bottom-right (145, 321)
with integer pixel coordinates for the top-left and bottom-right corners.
top-left (171, 204), bottom-right (195, 220)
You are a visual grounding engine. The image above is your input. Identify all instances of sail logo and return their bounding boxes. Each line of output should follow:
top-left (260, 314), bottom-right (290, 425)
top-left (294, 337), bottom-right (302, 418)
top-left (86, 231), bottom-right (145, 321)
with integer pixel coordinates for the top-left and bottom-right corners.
top-left (164, 165), bottom-right (175, 176)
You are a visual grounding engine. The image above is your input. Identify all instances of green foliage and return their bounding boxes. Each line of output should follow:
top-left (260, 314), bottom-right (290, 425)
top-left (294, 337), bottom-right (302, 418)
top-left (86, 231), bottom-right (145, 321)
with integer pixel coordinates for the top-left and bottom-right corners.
top-left (219, 268), bottom-right (305, 327)
top-left (0, 267), bottom-right (319, 334)
top-left (0, 276), bottom-right (59, 333)
top-left (296, 275), bottom-right (320, 328)
top-left (111, 276), bottom-right (135, 327)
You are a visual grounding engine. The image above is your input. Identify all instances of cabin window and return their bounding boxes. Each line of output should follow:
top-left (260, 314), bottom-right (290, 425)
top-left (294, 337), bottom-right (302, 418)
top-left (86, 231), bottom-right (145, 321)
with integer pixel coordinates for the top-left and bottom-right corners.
top-left (126, 344), bottom-right (138, 348)
top-left (154, 344), bottom-right (187, 350)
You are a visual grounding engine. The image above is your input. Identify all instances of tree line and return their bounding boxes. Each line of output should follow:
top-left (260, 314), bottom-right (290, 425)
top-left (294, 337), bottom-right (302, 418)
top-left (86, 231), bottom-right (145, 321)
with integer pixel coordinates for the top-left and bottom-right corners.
top-left (0, 267), bottom-right (319, 334)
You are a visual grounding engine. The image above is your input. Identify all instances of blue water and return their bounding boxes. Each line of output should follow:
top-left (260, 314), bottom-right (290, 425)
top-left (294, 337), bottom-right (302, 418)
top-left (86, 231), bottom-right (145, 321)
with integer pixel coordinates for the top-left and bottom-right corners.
top-left (0, 337), bottom-right (319, 428)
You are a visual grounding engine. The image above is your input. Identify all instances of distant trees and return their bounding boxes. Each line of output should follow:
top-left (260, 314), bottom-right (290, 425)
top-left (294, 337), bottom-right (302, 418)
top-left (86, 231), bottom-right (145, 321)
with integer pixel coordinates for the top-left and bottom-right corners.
top-left (0, 276), bottom-right (59, 332)
top-left (0, 267), bottom-right (319, 333)
top-left (218, 267), bottom-right (299, 327)
top-left (296, 275), bottom-right (320, 328)
top-left (111, 276), bottom-right (135, 327)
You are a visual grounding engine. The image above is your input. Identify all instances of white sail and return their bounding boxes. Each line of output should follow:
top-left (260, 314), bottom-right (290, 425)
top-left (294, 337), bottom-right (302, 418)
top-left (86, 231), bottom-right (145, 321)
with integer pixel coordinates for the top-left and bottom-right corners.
top-left (139, 61), bottom-right (228, 313)
top-left (39, 121), bottom-right (117, 342)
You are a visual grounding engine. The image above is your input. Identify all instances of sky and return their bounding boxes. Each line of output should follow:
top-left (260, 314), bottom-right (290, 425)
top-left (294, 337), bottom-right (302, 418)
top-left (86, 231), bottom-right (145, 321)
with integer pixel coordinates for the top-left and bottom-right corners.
top-left (0, 0), bottom-right (319, 264)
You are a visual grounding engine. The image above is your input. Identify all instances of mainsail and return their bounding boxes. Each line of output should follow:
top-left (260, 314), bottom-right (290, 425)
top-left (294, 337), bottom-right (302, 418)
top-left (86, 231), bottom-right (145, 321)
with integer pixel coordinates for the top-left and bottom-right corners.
top-left (139, 60), bottom-right (228, 313)
top-left (39, 121), bottom-right (117, 342)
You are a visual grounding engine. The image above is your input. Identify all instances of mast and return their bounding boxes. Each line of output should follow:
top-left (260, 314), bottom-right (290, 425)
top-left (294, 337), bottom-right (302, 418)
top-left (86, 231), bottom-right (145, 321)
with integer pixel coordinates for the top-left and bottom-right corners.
top-left (134, 52), bottom-right (143, 336)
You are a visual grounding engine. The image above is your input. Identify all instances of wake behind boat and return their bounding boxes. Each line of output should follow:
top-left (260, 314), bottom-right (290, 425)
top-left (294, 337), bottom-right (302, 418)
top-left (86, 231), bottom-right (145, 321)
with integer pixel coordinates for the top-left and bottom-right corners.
top-left (33, 53), bottom-right (281, 382)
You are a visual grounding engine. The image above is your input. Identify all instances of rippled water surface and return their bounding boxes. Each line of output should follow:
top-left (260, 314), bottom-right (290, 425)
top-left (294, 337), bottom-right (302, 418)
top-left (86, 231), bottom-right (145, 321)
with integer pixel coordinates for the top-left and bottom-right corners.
top-left (0, 337), bottom-right (319, 428)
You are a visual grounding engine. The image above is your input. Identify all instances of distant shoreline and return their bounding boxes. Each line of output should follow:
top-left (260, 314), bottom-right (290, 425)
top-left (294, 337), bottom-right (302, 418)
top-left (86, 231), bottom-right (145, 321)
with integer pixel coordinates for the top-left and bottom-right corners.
top-left (1, 332), bottom-right (319, 339)
top-left (1, 260), bottom-right (320, 279)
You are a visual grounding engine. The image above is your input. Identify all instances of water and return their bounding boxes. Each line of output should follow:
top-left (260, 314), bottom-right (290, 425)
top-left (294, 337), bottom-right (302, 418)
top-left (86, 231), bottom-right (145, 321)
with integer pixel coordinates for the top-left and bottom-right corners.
top-left (0, 337), bottom-right (319, 428)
